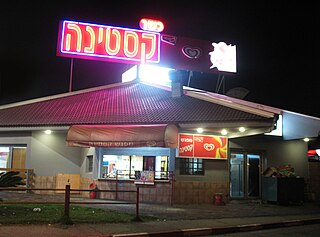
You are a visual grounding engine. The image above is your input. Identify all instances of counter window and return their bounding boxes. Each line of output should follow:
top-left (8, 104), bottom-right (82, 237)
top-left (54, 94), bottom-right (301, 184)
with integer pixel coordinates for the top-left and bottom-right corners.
top-left (101, 155), bottom-right (169, 179)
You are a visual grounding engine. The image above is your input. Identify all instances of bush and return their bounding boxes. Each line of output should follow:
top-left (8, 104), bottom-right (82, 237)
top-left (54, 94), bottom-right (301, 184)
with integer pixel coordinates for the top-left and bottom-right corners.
top-left (0, 171), bottom-right (24, 187)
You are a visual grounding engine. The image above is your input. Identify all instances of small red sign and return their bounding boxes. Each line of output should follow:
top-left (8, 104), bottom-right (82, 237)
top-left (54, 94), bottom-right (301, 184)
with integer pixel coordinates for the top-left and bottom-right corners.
top-left (178, 134), bottom-right (194, 157)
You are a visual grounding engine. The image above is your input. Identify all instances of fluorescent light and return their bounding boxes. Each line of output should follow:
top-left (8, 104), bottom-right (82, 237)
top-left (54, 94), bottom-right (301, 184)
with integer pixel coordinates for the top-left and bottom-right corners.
top-left (122, 64), bottom-right (174, 86)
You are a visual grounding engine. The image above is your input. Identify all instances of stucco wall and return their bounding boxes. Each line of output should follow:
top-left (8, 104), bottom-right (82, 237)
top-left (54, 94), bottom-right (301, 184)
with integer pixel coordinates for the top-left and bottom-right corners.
top-left (30, 131), bottom-right (82, 176)
top-left (80, 147), bottom-right (95, 179)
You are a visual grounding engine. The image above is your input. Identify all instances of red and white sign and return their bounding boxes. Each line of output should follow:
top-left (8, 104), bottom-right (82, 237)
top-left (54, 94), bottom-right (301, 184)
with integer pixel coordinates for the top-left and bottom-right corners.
top-left (57, 20), bottom-right (160, 64)
top-left (178, 133), bottom-right (228, 159)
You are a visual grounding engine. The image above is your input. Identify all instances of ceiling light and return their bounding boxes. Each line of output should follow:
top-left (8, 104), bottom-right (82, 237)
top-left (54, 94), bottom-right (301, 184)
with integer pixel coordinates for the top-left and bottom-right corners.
top-left (221, 129), bottom-right (228, 136)
top-left (197, 128), bottom-right (204, 133)
top-left (239, 127), bottom-right (246, 132)
top-left (44, 130), bottom-right (52, 135)
top-left (303, 138), bottom-right (310, 142)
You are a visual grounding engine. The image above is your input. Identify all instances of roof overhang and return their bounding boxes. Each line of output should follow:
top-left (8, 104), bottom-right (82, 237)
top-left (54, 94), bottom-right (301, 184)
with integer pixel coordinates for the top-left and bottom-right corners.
top-left (66, 124), bottom-right (178, 148)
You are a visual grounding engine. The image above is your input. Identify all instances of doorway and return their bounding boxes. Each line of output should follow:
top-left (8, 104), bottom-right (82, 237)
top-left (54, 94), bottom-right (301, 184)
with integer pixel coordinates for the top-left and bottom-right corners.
top-left (229, 151), bottom-right (262, 199)
top-left (143, 156), bottom-right (155, 171)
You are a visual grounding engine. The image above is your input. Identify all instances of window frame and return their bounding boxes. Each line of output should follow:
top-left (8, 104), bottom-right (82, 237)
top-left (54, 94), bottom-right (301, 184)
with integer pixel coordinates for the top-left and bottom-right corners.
top-left (179, 158), bottom-right (204, 175)
top-left (86, 155), bottom-right (93, 173)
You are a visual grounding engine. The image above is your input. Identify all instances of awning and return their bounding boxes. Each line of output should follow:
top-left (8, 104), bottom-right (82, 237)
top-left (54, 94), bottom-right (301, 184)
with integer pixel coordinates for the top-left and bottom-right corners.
top-left (66, 124), bottom-right (178, 148)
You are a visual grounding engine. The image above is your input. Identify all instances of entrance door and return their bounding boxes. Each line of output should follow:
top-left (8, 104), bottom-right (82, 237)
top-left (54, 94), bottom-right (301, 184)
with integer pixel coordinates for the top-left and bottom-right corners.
top-left (11, 147), bottom-right (26, 169)
top-left (230, 151), bottom-right (261, 199)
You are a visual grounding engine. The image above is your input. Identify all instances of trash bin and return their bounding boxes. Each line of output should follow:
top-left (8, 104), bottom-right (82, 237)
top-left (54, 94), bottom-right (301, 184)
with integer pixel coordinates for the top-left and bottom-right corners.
top-left (89, 183), bottom-right (98, 199)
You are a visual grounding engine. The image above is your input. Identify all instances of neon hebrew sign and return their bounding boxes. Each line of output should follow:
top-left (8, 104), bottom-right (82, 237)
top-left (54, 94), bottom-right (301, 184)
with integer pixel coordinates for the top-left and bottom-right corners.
top-left (57, 20), bottom-right (161, 64)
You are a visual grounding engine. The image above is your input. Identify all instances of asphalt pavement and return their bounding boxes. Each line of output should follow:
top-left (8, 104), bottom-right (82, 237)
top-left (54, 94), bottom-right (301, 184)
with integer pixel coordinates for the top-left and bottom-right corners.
top-left (1, 191), bottom-right (320, 237)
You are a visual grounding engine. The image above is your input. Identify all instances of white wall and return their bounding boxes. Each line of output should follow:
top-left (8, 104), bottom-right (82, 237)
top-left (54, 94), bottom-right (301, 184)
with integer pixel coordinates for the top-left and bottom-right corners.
top-left (30, 131), bottom-right (82, 176)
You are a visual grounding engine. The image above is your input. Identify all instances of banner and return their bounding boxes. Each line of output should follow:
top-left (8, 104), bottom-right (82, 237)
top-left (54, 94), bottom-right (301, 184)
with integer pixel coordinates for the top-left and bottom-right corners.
top-left (178, 133), bottom-right (228, 159)
top-left (134, 171), bottom-right (155, 185)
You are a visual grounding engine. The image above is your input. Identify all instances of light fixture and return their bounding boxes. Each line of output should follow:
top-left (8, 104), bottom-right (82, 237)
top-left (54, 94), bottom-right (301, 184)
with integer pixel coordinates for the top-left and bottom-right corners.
top-left (44, 130), bottom-right (52, 135)
top-left (303, 138), bottom-right (310, 142)
top-left (239, 127), bottom-right (246, 132)
top-left (221, 129), bottom-right (228, 136)
top-left (197, 128), bottom-right (204, 133)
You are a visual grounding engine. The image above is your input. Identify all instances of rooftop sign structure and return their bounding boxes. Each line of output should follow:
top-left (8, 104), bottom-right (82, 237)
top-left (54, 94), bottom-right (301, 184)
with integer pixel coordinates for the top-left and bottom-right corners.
top-left (57, 19), bottom-right (236, 74)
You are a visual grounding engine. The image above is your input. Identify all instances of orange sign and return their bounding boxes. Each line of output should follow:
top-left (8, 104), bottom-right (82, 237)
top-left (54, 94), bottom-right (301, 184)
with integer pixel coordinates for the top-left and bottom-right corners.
top-left (178, 133), bottom-right (228, 159)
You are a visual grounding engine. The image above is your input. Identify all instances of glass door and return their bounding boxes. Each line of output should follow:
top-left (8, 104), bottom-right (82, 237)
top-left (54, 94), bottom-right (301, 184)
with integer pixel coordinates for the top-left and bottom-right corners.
top-left (230, 151), bottom-right (261, 199)
top-left (230, 153), bottom-right (245, 198)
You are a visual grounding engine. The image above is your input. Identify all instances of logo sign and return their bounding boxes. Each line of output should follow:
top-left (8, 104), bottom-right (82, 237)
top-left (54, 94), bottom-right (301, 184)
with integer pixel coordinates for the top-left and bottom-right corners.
top-left (139, 18), bottom-right (164, 32)
top-left (57, 20), bottom-right (161, 64)
top-left (178, 133), bottom-right (228, 159)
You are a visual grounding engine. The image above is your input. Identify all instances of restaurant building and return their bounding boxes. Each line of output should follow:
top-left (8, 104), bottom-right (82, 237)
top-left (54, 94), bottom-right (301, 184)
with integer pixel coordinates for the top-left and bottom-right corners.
top-left (1, 76), bottom-right (319, 204)
top-left (1, 19), bottom-right (319, 204)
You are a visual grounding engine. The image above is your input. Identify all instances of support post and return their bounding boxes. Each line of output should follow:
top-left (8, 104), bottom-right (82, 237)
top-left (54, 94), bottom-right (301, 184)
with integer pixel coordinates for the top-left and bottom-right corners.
top-left (69, 58), bottom-right (74, 92)
top-left (116, 170), bottom-right (118, 200)
top-left (64, 184), bottom-right (70, 218)
top-left (133, 186), bottom-right (142, 222)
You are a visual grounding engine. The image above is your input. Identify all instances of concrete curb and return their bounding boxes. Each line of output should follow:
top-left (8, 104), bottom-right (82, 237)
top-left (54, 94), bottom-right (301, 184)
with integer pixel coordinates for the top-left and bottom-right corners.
top-left (111, 218), bottom-right (320, 237)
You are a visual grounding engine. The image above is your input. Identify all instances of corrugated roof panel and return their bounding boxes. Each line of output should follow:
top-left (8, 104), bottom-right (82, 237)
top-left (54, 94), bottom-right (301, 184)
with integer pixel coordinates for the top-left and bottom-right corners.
top-left (0, 82), bottom-right (272, 127)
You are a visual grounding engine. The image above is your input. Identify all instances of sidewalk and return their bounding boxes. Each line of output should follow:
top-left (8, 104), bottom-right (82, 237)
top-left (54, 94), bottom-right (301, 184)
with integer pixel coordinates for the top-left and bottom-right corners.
top-left (1, 192), bottom-right (320, 237)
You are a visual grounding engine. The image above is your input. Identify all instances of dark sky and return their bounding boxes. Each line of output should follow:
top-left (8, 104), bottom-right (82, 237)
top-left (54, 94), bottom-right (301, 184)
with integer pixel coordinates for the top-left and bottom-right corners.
top-left (1, 1), bottom-right (319, 117)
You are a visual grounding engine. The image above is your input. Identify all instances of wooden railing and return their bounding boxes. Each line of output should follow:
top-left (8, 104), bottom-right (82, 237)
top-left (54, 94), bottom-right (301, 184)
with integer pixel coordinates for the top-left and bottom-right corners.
top-left (0, 185), bottom-right (140, 221)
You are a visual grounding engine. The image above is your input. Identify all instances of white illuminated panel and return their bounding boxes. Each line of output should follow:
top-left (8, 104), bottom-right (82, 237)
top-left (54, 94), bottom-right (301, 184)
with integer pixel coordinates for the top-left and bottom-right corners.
top-left (209, 42), bottom-right (237, 73)
top-left (265, 114), bottom-right (283, 136)
top-left (122, 64), bottom-right (174, 86)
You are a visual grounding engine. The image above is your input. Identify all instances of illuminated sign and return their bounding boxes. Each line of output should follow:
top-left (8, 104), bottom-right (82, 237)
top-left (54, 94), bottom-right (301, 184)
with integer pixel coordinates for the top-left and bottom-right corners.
top-left (178, 133), bottom-right (228, 159)
top-left (139, 18), bottom-right (164, 32)
top-left (57, 20), bottom-right (161, 64)
top-left (56, 20), bottom-right (237, 75)
top-left (209, 42), bottom-right (236, 73)
top-left (161, 35), bottom-right (237, 74)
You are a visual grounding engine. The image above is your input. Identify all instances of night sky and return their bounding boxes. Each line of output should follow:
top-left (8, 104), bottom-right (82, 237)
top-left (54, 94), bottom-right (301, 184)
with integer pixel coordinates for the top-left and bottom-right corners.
top-left (1, 1), bottom-right (319, 117)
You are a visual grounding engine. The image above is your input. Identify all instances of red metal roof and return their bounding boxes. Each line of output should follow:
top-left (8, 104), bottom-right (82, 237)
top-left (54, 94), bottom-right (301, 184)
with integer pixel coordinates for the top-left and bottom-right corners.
top-left (0, 82), bottom-right (274, 127)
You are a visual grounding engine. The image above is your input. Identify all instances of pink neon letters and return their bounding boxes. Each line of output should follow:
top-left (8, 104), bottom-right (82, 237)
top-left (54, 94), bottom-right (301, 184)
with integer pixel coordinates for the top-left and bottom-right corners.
top-left (59, 20), bottom-right (160, 64)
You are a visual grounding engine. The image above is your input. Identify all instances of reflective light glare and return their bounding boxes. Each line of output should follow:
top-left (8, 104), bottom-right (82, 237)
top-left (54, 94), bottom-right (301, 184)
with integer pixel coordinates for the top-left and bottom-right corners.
top-left (239, 127), bottom-right (246, 132)
top-left (196, 128), bottom-right (204, 133)
top-left (44, 130), bottom-right (52, 135)
top-left (221, 129), bottom-right (228, 135)
top-left (303, 138), bottom-right (310, 142)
